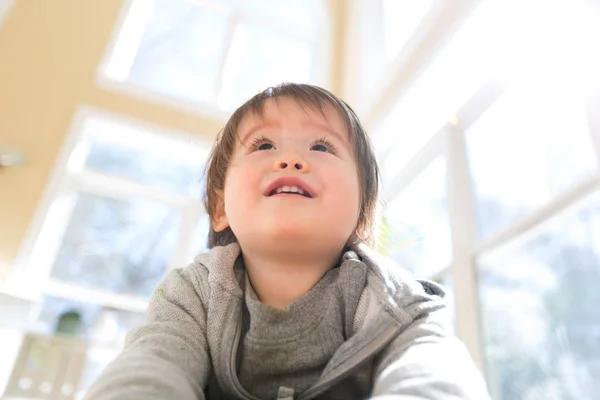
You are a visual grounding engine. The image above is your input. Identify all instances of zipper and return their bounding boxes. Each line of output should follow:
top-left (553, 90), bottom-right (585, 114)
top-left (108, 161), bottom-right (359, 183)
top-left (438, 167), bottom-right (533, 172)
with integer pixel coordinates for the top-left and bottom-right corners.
top-left (227, 301), bottom-right (262, 400)
top-left (224, 269), bottom-right (401, 400)
top-left (297, 320), bottom-right (400, 400)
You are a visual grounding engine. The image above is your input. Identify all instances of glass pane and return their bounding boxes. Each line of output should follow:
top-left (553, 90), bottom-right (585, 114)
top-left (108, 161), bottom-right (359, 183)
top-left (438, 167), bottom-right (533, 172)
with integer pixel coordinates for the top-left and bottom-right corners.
top-left (435, 274), bottom-right (455, 328)
top-left (478, 195), bottom-right (600, 399)
top-left (0, 0), bottom-right (13, 27)
top-left (221, 0), bottom-right (323, 34)
top-left (466, 84), bottom-right (596, 239)
top-left (218, 22), bottom-right (314, 109)
top-left (50, 192), bottom-right (182, 297)
top-left (30, 297), bottom-right (142, 397)
top-left (32, 296), bottom-right (143, 345)
top-left (373, 0), bottom-right (505, 180)
top-left (110, 0), bottom-right (229, 103)
top-left (82, 116), bottom-right (207, 197)
top-left (375, 0), bottom-right (600, 182)
top-left (192, 213), bottom-right (210, 258)
top-left (381, 158), bottom-right (451, 276)
top-left (381, 0), bottom-right (433, 63)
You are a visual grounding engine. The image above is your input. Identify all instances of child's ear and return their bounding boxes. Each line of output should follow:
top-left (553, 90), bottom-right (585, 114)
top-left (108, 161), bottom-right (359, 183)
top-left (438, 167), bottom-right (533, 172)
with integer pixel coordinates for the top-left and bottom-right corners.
top-left (212, 190), bottom-right (230, 232)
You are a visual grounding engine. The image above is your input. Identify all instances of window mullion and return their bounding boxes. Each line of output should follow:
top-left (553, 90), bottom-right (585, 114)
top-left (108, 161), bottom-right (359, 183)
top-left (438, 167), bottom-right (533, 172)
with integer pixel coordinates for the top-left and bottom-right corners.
top-left (445, 122), bottom-right (485, 372)
top-left (585, 90), bottom-right (600, 171)
top-left (71, 170), bottom-right (196, 211)
top-left (341, 0), bottom-right (362, 103)
top-left (15, 184), bottom-right (79, 292)
top-left (214, 11), bottom-right (239, 101)
top-left (236, 10), bottom-right (315, 42)
top-left (103, 0), bottom-right (154, 81)
top-left (43, 279), bottom-right (149, 314)
top-left (169, 205), bottom-right (205, 269)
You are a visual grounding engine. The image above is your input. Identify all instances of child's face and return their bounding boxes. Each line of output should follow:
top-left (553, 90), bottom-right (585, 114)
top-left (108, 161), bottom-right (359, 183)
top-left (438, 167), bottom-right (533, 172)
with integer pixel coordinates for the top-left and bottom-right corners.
top-left (213, 97), bottom-right (360, 254)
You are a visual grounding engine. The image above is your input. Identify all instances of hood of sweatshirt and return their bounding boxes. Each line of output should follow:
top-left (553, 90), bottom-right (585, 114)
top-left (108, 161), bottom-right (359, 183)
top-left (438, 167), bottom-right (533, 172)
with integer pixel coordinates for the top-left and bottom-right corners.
top-left (194, 242), bottom-right (446, 400)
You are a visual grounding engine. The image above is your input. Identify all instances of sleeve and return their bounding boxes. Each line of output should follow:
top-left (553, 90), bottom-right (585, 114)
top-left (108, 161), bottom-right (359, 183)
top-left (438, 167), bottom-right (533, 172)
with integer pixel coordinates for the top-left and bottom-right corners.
top-left (370, 310), bottom-right (491, 400)
top-left (83, 266), bottom-right (212, 400)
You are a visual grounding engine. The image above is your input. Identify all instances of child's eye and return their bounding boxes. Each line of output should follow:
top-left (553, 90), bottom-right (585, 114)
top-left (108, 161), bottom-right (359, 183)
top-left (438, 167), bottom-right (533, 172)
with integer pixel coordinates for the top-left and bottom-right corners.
top-left (249, 136), bottom-right (275, 152)
top-left (258, 142), bottom-right (274, 151)
top-left (311, 144), bottom-right (329, 152)
top-left (310, 138), bottom-right (337, 155)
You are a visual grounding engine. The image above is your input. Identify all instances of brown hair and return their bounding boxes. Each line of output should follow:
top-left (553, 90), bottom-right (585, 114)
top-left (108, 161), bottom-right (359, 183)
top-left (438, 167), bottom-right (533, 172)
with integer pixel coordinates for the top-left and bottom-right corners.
top-left (203, 83), bottom-right (380, 248)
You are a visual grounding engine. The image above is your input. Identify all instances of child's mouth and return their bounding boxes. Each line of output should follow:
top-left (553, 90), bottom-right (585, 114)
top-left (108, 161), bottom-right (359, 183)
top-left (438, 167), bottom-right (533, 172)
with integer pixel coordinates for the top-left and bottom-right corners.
top-left (269, 186), bottom-right (312, 198)
top-left (264, 177), bottom-right (316, 198)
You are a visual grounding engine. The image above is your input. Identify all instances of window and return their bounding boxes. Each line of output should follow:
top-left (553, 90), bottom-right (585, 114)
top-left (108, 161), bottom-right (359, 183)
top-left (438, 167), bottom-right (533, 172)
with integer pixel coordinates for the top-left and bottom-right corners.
top-left (15, 110), bottom-right (210, 348)
top-left (49, 192), bottom-right (182, 297)
top-left (373, 0), bottom-right (600, 182)
top-left (478, 194), bottom-right (600, 399)
top-left (372, 0), bottom-right (600, 377)
top-left (14, 108), bottom-right (212, 395)
top-left (0, 0), bottom-right (13, 27)
top-left (24, 111), bottom-right (211, 297)
top-left (82, 116), bottom-right (206, 196)
top-left (101, 0), bottom-right (329, 112)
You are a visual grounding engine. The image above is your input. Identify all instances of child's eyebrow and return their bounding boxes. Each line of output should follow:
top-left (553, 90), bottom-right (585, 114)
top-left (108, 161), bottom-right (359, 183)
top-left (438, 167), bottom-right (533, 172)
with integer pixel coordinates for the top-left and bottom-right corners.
top-left (311, 123), bottom-right (348, 145)
top-left (239, 121), bottom-right (277, 145)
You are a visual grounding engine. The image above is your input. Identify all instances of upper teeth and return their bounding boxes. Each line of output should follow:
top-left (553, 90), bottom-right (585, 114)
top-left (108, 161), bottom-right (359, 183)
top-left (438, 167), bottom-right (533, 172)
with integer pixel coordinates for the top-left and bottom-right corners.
top-left (276, 185), bottom-right (305, 195)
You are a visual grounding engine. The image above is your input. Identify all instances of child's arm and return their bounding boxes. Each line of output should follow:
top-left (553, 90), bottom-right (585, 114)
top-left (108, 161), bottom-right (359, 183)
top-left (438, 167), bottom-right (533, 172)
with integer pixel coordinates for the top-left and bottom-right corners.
top-left (84, 266), bottom-right (211, 400)
top-left (370, 311), bottom-right (491, 400)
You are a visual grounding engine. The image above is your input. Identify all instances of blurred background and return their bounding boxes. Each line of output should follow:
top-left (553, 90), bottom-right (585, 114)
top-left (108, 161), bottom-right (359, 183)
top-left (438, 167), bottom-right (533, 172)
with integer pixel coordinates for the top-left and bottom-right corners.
top-left (1, 0), bottom-right (599, 399)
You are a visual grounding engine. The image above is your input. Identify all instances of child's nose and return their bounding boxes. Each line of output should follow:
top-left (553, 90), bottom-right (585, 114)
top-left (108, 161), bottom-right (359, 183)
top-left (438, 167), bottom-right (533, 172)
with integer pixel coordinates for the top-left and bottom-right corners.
top-left (274, 155), bottom-right (310, 172)
top-left (278, 162), bottom-right (302, 170)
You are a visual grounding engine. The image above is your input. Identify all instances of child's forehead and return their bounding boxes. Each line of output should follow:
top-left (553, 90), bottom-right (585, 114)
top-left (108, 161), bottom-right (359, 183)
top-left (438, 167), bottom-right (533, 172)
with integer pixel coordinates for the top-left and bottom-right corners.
top-left (237, 97), bottom-right (348, 139)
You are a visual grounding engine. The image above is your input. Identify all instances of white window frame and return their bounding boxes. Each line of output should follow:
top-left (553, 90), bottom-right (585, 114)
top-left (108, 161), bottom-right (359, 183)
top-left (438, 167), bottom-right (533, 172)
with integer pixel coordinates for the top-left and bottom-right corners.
top-left (346, 0), bottom-right (600, 379)
top-left (0, 0), bottom-right (13, 27)
top-left (10, 106), bottom-right (211, 314)
top-left (96, 0), bottom-right (332, 120)
top-left (381, 77), bottom-right (600, 377)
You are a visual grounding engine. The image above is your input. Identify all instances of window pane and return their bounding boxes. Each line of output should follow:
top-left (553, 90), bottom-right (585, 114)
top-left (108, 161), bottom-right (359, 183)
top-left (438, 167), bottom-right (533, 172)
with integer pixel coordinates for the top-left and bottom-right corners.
top-left (381, 0), bottom-right (433, 63)
top-left (373, 0), bottom-right (503, 180)
top-left (192, 213), bottom-right (210, 258)
top-left (375, 0), bottom-right (600, 182)
top-left (478, 195), bottom-right (600, 399)
top-left (218, 23), bottom-right (314, 109)
top-left (221, 0), bottom-right (323, 34)
top-left (32, 296), bottom-right (142, 345)
top-left (50, 192), bottom-right (181, 297)
top-left (435, 274), bottom-right (455, 328)
top-left (82, 116), bottom-right (207, 197)
top-left (381, 158), bottom-right (451, 276)
top-left (108, 0), bottom-right (229, 103)
top-left (30, 297), bottom-right (142, 396)
top-left (0, 0), bottom-right (13, 27)
top-left (466, 85), bottom-right (596, 239)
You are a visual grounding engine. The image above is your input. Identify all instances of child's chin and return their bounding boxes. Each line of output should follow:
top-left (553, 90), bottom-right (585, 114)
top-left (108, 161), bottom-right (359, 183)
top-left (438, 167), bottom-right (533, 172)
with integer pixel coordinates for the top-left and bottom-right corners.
top-left (265, 224), bottom-right (312, 238)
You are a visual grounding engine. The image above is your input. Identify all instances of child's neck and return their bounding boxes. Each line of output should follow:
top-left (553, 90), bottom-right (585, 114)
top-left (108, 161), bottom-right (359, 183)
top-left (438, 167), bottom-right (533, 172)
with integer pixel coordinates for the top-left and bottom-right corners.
top-left (242, 248), bottom-right (340, 310)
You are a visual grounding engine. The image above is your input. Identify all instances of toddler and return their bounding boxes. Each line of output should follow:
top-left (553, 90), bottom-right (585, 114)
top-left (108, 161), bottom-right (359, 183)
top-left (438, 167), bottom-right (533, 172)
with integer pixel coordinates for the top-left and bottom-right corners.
top-left (85, 83), bottom-right (490, 400)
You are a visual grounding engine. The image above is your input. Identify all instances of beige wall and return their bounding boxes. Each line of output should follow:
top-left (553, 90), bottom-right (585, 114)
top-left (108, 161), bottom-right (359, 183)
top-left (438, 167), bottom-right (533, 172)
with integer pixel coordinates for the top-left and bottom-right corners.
top-left (0, 1), bottom-right (346, 279)
top-left (0, 0), bottom-right (229, 278)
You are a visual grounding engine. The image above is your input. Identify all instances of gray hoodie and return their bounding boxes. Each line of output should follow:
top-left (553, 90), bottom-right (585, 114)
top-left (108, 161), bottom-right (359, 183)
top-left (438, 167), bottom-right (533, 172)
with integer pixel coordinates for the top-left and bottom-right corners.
top-left (84, 243), bottom-right (490, 400)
